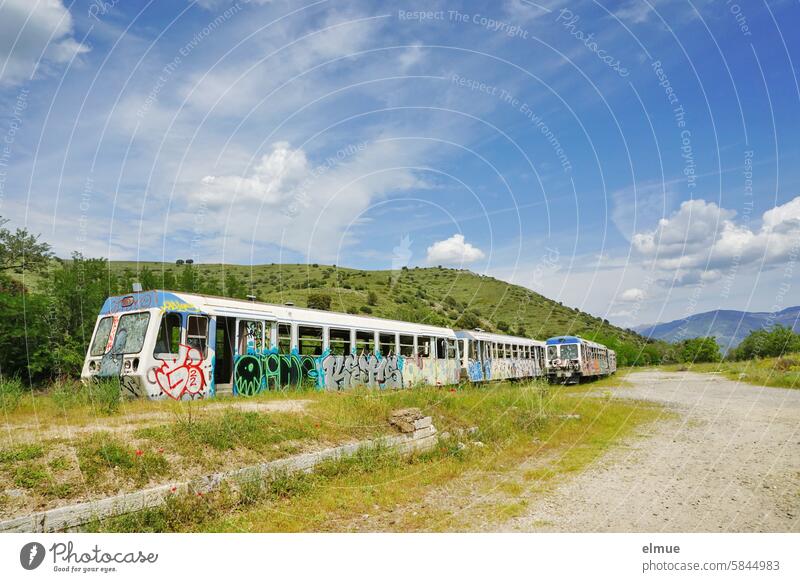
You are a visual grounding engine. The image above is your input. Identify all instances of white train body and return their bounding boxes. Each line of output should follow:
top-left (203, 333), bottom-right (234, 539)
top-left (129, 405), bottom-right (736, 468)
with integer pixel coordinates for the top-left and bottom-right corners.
top-left (80, 290), bottom-right (548, 400)
top-left (455, 330), bottom-right (546, 382)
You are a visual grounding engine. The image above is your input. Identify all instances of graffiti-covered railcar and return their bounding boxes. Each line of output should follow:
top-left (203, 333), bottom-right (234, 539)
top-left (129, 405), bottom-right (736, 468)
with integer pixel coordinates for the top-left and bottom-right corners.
top-left (81, 290), bottom-right (462, 400)
top-left (544, 336), bottom-right (616, 384)
top-left (455, 330), bottom-right (546, 382)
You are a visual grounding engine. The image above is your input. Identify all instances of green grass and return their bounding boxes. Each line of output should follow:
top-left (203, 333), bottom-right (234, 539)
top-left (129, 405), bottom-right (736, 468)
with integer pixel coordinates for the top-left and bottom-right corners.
top-left (133, 410), bottom-right (316, 467)
top-left (0, 443), bottom-right (44, 465)
top-left (659, 355), bottom-right (800, 389)
top-left (76, 433), bottom-right (170, 490)
top-left (85, 381), bottom-right (667, 532)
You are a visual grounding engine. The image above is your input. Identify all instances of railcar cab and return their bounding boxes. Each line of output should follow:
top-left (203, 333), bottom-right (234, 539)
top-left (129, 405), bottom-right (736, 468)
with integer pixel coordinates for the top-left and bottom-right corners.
top-left (545, 335), bottom-right (616, 384)
top-left (546, 336), bottom-right (582, 384)
top-left (81, 290), bottom-right (218, 400)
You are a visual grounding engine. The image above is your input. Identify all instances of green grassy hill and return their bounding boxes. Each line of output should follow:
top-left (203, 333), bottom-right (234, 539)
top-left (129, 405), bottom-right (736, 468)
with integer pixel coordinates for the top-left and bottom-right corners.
top-left (108, 261), bottom-right (647, 348)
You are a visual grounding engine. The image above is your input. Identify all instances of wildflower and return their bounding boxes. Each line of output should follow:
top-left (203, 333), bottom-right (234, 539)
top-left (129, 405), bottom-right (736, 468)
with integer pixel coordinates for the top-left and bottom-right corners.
top-left (135, 449), bottom-right (143, 457)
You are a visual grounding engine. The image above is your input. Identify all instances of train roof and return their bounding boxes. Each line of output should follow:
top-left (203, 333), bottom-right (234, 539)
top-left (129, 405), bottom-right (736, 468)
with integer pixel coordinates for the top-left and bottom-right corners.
top-left (99, 290), bottom-right (457, 337)
top-left (546, 335), bottom-right (609, 350)
top-left (455, 329), bottom-right (544, 346)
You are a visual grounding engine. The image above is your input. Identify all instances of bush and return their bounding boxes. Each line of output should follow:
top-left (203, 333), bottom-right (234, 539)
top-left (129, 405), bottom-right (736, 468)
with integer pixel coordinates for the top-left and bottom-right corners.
top-left (359, 305), bottom-right (373, 314)
top-left (91, 378), bottom-right (122, 415)
top-left (307, 292), bottom-right (332, 311)
top-left (367, 290), bottom-right (378, 306)
top-left (0, 376), bottom-right (24, 413)
top-left (455, 311), bottom-right (481, 330)
top-left (732, 325), bottom-right (800, 360)
top-left (51, 378), bottom-right (121, 414)
top-left (677, 337), bottom-right (721, 363)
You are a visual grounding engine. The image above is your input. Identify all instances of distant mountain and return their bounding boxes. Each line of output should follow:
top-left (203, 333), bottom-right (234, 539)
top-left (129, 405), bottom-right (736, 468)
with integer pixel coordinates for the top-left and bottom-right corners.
top-left (634, 307), bottom-right (800, 351)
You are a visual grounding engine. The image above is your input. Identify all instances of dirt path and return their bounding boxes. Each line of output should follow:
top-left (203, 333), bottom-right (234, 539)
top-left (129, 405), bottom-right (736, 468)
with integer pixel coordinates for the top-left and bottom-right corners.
top-left (498, 370), bottom-right (800, 532)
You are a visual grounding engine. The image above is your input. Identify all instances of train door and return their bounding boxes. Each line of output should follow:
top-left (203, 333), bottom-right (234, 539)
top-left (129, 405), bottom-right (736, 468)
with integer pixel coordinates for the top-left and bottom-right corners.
top-left (214, 316), bottom-right (236, 393)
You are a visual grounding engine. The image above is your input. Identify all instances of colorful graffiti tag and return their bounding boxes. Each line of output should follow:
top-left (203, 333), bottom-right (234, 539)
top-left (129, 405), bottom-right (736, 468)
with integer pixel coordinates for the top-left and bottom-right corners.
top-left (466, 358), bottom-right (493, 382)
top-left (233, 349), bottom-right (319, 395)
top-left (233, 349), bottom-right (409, 393)
top-left (147, 344), bottom-right (209, 400)
top-left (317, 351), bottom-right (404, 390)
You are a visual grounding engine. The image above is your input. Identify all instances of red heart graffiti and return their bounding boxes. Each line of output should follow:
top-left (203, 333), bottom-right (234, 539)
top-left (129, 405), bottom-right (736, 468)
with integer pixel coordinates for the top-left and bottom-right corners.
top-left (151, 344), bottom-right (207, 400)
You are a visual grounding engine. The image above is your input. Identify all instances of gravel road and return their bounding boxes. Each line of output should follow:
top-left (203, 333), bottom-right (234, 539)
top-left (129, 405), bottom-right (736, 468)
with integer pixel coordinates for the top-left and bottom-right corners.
top-left (503, 370), bottom-right (800, 532)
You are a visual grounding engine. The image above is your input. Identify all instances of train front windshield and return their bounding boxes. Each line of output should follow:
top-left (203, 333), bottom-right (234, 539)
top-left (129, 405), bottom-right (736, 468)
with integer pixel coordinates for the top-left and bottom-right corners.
top-left (560, 344), bottom-right (579, 360)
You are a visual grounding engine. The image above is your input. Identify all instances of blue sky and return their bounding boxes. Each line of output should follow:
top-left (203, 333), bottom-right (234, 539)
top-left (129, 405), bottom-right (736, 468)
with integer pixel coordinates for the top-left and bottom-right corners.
top-left (0, 0), bottom-right (798, 327)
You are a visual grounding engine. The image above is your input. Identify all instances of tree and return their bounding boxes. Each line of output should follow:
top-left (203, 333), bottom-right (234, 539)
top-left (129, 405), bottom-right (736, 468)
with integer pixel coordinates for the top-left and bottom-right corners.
top-left (224, 270), bottom-right (246, 299)
top-left (177, 263), bottom-right (195, 292)
top-left (677, 337), bottom-right (721, 363)
top-left (139, 266), bottom-right (157, 291)
top-left (455, 311), bottom-right (481, 330)
top-left (496, 320), bottom-right (510, 333)
top-left (367, 290), bottom-right (378, 306)
top-left (0, 217), bottom-right (53, 273)
top-left (733, 325), bottom-right (800, 360)
top-left (307, 292), bottom-right (332, 310)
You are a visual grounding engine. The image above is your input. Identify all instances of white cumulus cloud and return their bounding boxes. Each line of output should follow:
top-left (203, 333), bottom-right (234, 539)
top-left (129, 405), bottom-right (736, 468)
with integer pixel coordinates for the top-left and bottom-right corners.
top-left (632, 196), bottom-right (800, 285)
top-left (426, 234), bottom-right (485, 265)
top-left (619, 287), bottom-right (645, 302)
top-left (0, 0), bottom-right (89, 86)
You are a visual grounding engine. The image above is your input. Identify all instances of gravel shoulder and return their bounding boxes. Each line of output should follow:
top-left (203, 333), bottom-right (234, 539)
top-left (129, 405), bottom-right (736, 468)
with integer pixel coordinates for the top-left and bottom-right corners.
top-left (501, 370), bottom-right (800, 532)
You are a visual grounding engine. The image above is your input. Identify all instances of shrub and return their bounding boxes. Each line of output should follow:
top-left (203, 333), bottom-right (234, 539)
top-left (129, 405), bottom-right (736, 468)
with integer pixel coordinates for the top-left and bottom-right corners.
top-left (307, 292), bottom-right (332, 310)
top-left (677, 337), bottom-right (721, 363)
top-left (367, 290), bottom-right (378, 306)
top-left (359, 305), bottom-right (373, 314)
top-left (455, 312), bottom-right (480, 330)
top-left (90, 378), bottom-right (122, 415)
top-left (0, 376), bottom-right (24, 413)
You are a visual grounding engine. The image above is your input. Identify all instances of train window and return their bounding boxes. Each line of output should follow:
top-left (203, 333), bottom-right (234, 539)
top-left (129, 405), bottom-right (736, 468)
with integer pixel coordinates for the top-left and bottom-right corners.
top-left (329, 328), bottom-right (351, 356)
top-left (116, 312), bottom-right (151, 354)
top-left (298, 326), bottom-right (323, 356)
top-left (468, 340), bottom-right (478, 360)
top-left (491, 343), bottom-right (498, 358)
top-left (561, 344), bottom-right (579, 360)
top-left (379, 333), bottom-right (396, 355)
top-left (355, 330), bottom-right (375, 353)
top-left (504, 344), bottom-right (511, 358)
top-left (417, 336), bottom-right (432, 357)
top-left (154, 312), bottom-right (182, 356)
top-left (278, 323), bottom-right (292, 353)
top-left (547, 345), bottom-right (557, 360)
top-left (186, 315), bottom-right (209, 357)
top-left (90, 317), bottom-right (114, 356)
top-left (237, 320), bottom-right (264, 355)
top-left (399, 334), bottom-right (414, 357)
top-left (435, 338), bottom-right (448, 359)
top-left (446, 339), bottom-right (457, 359)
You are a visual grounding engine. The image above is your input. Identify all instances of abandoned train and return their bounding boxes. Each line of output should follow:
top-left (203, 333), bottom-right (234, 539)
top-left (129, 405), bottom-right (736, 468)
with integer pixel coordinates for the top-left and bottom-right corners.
top-left (80, 290), bottom-right (615, 400)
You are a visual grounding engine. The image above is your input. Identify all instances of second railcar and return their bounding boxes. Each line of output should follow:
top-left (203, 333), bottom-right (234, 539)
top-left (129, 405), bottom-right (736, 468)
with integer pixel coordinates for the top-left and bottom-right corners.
top-left (545, 336), bottom-right (616, 384)
top-left (456, 330), bottom-right (546, 382)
